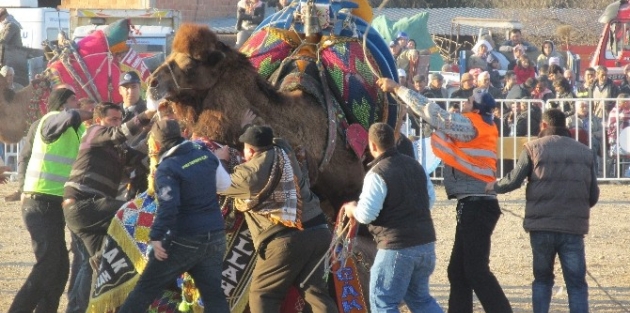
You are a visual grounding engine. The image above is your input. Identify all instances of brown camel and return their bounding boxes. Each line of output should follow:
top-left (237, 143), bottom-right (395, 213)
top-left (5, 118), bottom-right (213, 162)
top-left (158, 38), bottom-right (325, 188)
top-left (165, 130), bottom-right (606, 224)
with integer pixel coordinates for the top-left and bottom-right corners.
top-left (0, 77), bottom-right (43, 143)
top-left (147, 23), bottom-right (386, 211)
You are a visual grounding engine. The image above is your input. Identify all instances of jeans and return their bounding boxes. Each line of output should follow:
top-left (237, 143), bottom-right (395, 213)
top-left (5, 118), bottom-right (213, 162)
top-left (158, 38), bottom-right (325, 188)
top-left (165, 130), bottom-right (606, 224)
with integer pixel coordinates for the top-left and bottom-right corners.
top-left (249, 227), bottom-right (338, 313)
top-left (370, 242), bottom-right (443, 313)
top-left (63, 197), bottom-right (125, 256)
top-left (118, 231), bottom-right (229, 313)
top-left (530, 231), bottom-right (589, 313)
top-left (66, 232), bottom-right (92, 313)
top-left (447, 198), bottom-right (512, 313)
top-left (9, 197), bottom-right (69, 313)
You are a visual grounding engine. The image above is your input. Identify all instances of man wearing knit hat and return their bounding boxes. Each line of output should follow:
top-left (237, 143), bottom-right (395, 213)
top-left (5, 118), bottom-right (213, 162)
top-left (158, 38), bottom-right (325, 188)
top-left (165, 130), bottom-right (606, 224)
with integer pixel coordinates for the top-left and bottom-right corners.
top-left (377, 78), bottom-right (513, 313)
top-left (216, 125), bottom-right (338, 313)
top-left (9, 87), bottom-right (92, 313)
top-left (119, 119), bottom-right (231, 312)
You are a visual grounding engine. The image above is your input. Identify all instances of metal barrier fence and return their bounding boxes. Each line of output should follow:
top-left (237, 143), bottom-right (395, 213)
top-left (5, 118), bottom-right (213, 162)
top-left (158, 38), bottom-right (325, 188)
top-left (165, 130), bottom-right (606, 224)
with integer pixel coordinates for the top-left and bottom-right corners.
top-left (3, 97), bottom-right (628, 182)
top-left (3, 138), bottom-right (24, 181)
top-left (403, 97), bottom-right (630, 182)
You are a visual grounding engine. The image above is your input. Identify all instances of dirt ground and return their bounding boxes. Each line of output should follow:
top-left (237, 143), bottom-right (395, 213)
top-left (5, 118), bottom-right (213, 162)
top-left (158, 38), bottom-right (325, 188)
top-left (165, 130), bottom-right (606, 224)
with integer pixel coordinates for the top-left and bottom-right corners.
top-left (0, 181), bottom-right (629, 312)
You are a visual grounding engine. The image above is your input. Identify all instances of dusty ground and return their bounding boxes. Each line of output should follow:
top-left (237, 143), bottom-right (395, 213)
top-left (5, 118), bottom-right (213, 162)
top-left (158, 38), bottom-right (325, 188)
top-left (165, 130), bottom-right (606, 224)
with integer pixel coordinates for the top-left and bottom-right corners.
top-left (0, 181), bottom-right (629, 312)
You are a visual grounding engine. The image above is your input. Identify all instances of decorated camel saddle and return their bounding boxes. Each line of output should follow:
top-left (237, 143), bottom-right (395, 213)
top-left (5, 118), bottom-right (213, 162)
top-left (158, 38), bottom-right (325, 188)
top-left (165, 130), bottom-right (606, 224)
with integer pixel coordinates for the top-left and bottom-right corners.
top-left (240, 0), bottom-right (399, 159)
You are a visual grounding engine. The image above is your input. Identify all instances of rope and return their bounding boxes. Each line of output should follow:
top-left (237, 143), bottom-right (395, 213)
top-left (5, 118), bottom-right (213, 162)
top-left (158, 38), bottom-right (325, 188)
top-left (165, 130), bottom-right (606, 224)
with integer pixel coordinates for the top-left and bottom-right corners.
top-left (299, 216), bottom-right (353, 288)
top-left (66, 44), bottom-right (103, 102)
top-left (498, 203), bottom-right (630, 312)
top-left (60, 54), bottom-right (98, 102)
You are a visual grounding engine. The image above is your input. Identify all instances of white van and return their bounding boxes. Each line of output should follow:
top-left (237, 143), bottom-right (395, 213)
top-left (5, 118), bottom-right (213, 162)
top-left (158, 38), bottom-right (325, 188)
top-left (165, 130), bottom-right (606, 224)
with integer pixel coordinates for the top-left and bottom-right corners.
top-left (6, 8), bottom-right (70, 49)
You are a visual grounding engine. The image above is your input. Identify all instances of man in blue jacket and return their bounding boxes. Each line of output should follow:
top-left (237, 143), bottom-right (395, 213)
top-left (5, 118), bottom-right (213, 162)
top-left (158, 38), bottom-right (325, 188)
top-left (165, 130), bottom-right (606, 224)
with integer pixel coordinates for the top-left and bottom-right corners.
top-left (118, 120), bottom-right (231, 313)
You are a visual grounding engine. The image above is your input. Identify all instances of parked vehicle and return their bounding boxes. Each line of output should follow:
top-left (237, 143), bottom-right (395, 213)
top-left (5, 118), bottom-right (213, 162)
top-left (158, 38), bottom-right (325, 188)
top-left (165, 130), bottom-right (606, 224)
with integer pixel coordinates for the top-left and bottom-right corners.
top-left (590, 0), bottom-right (630, 81)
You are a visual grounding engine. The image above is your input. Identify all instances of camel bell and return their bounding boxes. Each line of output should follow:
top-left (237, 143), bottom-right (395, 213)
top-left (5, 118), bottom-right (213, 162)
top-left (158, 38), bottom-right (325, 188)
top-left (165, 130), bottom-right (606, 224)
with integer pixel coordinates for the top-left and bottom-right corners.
top-left (304, 3), bottom-right (321, 37)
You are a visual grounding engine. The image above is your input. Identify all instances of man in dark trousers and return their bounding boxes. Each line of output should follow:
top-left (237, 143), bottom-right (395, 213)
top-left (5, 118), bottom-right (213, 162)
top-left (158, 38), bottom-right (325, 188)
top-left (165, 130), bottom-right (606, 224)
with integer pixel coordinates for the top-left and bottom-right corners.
top-left (343, 123), bottom-right (443, 313)
top-left (117, 70), bottom-right (149, 199)
top-left (63, 102), bottom-right (154, 257)
top-left (9, 88), bottom-right (91, 313)
top-left (61, 102), bottom-right (155, 311)
top-left (118, 120), bottom-right (231, 312)
top-left (217, 125), bottom-right (338, 313)
top-left (377, 77), bottom-right (513, 313)
top-left (487, 109), bottom-right (599, 313)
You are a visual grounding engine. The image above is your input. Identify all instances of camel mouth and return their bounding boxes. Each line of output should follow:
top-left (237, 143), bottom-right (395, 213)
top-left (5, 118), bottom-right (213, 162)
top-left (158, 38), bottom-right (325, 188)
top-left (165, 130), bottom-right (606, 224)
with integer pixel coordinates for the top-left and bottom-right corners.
top-left (146, 86), bottom-right (173, 110)
top-left (148, 86), bottom-right (168, 101)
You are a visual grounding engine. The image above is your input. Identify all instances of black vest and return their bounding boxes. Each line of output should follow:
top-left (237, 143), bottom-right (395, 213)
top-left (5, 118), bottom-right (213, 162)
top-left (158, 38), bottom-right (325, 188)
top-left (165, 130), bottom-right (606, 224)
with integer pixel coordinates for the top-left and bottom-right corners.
top-left (368, 149), bottom-right (436, 249)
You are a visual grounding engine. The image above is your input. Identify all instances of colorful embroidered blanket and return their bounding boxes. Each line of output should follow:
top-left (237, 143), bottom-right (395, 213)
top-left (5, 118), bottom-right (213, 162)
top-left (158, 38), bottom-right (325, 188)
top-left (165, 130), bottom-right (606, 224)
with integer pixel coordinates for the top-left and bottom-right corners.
top-left (240, 28), bottom-right (388, 132)
top-left (87, 193), bottom-right (181, 313)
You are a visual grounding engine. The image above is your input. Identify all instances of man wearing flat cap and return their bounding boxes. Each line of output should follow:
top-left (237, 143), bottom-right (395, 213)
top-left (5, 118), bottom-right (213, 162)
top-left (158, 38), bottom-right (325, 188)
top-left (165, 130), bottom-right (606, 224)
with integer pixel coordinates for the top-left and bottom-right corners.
top-left (216, 125), bottom-right (338, 313)
top-left (9, 87), bottom-right (93, 313)
top-left (377, 78), bottom-right (513, 313)
top-left (119, 119), bottom-right (231, 312)
top-left (118, 71), bottom-right (146, 123)
top-left (0, 8), bottom-right (23, 47)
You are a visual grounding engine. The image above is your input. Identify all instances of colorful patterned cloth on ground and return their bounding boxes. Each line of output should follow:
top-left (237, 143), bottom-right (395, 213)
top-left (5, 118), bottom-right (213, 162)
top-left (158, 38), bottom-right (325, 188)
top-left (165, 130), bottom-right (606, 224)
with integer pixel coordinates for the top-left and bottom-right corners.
top-left (87, 193), bottom-right (181, 313)
top-left (87, 139), bottom-right (261, 313)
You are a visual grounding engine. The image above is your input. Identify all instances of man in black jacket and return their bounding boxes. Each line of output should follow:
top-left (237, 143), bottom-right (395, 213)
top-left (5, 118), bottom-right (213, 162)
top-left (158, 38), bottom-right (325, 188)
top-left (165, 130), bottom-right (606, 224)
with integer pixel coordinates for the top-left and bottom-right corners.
top-left (343, 123), bottom-right (442, 313)
top-left (62, 103), bottom-right (155, 312)
top-left (63, 103), bottom-right (155, 258)
top-left (487, 109), bottom-right (599, 313)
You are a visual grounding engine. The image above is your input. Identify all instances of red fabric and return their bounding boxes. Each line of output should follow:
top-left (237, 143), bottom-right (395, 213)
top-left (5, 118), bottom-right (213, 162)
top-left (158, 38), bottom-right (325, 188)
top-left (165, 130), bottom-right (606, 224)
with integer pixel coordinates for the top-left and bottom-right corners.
top-left (569, 128), bottom-right (589, 146)
top-left (47, 30), bottom-right (123, 104)
top-left (514, 65), bottom-right (536, 85)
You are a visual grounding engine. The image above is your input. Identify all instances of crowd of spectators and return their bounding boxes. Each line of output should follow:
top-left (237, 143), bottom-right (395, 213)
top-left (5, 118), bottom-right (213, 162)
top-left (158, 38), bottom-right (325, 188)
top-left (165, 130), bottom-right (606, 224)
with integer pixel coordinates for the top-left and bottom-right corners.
top-left (394, 28), bottom-right (630, 177)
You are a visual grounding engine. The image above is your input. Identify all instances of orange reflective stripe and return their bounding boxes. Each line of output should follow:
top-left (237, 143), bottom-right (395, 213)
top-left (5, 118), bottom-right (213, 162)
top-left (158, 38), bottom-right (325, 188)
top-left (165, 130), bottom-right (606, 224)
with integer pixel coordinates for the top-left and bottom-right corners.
top-left (431, 113), bottom-right (498, 182)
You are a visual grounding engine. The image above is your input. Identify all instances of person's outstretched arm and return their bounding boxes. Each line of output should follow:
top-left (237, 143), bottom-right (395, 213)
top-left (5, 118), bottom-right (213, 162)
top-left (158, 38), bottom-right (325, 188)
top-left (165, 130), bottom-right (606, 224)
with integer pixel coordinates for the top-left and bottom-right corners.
top-left (377, 78), bottom-right (477, 142)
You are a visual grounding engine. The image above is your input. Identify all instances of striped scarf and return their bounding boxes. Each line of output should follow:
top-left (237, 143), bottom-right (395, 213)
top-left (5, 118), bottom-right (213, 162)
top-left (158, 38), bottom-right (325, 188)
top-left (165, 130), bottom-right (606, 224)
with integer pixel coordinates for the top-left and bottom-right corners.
top-left (247, 147), bottom-right (303, 229)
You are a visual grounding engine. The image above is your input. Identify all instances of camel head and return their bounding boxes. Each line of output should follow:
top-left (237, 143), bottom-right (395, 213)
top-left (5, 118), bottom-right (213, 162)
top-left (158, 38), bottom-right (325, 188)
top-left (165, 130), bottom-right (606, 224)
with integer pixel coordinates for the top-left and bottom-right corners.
top-left (147, 23), bottom-right (277, 144)
top-left (148, 24), bottom-right (236, 120)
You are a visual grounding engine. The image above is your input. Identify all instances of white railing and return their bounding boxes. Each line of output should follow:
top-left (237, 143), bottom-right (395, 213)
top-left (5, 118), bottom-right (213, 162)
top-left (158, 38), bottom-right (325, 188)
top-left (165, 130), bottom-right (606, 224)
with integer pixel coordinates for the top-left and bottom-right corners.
top-left (406, 97), bottom-right (630, 182)
top-left (3, 138), bottom-right (24, 181)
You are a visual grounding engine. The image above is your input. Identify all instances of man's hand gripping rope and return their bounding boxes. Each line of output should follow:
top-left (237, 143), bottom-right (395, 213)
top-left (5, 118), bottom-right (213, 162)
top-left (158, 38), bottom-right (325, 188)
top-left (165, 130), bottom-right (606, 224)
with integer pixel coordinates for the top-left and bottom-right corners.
top-left (299, 205), bottom-right (358, 288)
